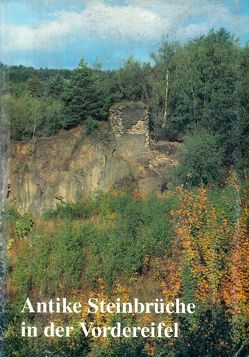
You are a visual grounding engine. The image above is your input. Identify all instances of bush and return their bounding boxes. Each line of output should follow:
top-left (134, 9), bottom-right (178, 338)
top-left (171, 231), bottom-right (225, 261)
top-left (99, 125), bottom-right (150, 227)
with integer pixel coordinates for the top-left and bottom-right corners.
top-left (174, 129), bottom-right (224, 187)
top-left (85, 116), bottom-right (99, 136)
top-left (12, 193), bottom-right (176, 296)
top-left (7, 95), bottom-right (64, 140)
top-left (7, 186), bottom-right (245, 356)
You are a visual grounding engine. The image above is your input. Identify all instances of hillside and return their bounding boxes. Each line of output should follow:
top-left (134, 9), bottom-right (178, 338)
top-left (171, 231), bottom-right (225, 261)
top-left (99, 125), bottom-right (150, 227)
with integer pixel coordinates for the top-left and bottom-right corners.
top-left (8, 102), bottom-right (180, 213)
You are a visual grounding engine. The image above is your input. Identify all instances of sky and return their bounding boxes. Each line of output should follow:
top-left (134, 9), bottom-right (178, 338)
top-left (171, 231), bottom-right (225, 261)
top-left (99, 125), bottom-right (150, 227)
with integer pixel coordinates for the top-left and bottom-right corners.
top-left (1, 0), bottom-right (249, 69)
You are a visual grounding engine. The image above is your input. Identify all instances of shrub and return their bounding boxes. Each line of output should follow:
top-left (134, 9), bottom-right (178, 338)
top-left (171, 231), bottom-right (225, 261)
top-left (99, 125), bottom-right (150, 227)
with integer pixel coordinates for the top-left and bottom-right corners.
top-left (13, 193), bottom-right (176, 296)
top-left (7, 95), bottom-right (64, 140)
top-left (174, 129), bottom-right (224, 187)
top-left (85, 116), bottom-right (99, 136)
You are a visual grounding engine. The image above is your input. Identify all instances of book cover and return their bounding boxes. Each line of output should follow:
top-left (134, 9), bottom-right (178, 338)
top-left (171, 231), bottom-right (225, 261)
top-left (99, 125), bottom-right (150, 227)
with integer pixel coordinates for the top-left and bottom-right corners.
top-left (0, 1), bottom-right (248, 356)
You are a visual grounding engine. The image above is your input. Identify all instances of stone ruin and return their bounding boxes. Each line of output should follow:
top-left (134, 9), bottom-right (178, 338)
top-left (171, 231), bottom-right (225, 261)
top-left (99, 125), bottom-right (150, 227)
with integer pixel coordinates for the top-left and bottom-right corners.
top-left (109, 101), bottom-right (149, 146)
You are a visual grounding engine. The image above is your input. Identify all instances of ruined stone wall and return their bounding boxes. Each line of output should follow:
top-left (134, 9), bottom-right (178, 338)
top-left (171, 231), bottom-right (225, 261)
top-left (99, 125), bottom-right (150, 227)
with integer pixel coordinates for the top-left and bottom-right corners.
top-left (109, 101), bottom-right (149, 145)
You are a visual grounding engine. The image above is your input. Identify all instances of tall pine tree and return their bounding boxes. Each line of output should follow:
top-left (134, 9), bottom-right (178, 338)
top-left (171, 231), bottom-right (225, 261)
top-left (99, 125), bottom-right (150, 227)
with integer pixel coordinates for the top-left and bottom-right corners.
top-left (62, 59), bottom-right (103, 128)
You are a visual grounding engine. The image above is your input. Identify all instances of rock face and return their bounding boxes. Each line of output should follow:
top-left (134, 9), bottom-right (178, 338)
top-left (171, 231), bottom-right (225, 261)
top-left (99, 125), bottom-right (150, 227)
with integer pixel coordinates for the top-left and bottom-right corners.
top-left (8, 102), bottom-right (180, 213)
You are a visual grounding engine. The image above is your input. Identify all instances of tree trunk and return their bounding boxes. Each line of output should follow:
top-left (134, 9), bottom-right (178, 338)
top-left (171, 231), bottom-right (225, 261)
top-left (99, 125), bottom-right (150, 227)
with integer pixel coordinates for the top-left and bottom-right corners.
top-left (162, 70), bottom-right (169, 128)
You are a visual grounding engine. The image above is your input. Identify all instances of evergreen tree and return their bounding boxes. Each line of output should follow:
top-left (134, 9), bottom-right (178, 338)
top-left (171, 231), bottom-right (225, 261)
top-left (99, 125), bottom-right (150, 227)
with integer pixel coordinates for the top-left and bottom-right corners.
top-left (47, 74), bottom-right (64, 98)
top-left (26, 75), bottom-right (44, 97)
top-left (62, 59), bottom-right (103, 128)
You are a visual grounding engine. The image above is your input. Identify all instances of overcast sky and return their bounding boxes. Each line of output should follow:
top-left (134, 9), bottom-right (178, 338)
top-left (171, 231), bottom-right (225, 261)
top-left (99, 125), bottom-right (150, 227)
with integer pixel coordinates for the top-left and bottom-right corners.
top-left (1, 0), bottom-right (249, 69)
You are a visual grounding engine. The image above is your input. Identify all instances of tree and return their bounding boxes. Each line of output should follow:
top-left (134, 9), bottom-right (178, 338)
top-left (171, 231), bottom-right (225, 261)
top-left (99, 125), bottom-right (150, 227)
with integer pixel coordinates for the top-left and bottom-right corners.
top-left (8, 95), bottom-right (41, 140)
top-left (116, 57), bottom-right (151, 102)
top-left (239, 44), bottom-right (249, 172)
top-left (174, 307), bottom-right (233, 356)
top-left (26, 75), bottom-right (44, 97)
top-left (152, 29), bottom-right (240, 155)
top-left (46, 74), bottom-right (64, 98)
top-left (190, 29), bottom-right (240, 165)
top-left (150, 41), bottom-right (179, 130)
top-left (62, 59), bottom-right (103, 128)
top-left (174, 129), bottom-right (224, 187)
top-left (8, 95), bottom-right (63, 140)
top-left (95, 70), bottom-right (124, 117)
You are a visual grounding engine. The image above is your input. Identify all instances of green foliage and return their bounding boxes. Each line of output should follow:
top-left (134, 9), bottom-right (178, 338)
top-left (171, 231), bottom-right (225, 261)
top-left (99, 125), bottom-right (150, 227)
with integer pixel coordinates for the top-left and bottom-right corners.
top-left (46, 74), bottom-right (64, 98)
top-left (85, 116), bottom-right (99, 136)
top-left (239, 44), bottom-right (249, 172)
top-left (5, 29), bottom-right (249, 174)
top-left (6, 194), bottom-right (178, 356)
top-left (38, 98), bottom-right (64, 136)
top-left (92, 333), bottom-right (148, 357)
top-left (27, 76), bottom-right (44, 97)
top-left (174, 129), bottom-right (224, 187)
top-left (5, 205), bottom-right (34, 238)
top-left (173, 306), bottom-right (233, 357)
top-left (115, 57), bottom-right (152, 102)
top-left (10, 81), bottom-right (27, 97)
top-left (62, 59), bottom-right (104, 128)
top-left (7, 94), bottom-right (64, 140)
top-left (7, 94), bottom-right (39, 140)
top-left (4, 317), bottom-right (89, 357)
top-left (7, 64), bottom-right (72, 83)
top-left (6, 185), bottom-right (244, 356)
top-left (207, 184), bottom-right (239, 224)
top-left (12, 193), bottom-right (176, 298)
top-left (151, 29), bottom-right (241, 165)
top-left (42, 199), bottom-right (96, 220)
top-left (96, 70), bottom-right (124, 114)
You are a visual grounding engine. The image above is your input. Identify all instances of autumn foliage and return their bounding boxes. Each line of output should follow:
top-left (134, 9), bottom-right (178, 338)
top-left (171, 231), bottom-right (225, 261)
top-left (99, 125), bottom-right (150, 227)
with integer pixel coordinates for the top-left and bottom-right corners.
top-left (5, 184), bottom-right (249, 356)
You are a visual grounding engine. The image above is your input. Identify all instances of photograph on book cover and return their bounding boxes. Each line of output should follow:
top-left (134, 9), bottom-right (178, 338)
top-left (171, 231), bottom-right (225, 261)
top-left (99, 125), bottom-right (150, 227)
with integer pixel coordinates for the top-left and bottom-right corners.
top-left (0, 0), bottom-right (248, 356)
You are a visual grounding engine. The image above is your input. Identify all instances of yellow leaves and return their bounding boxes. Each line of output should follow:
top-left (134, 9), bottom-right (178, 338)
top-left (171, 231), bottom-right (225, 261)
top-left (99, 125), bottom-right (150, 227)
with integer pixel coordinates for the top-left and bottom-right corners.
top-left (142, 254), bottom-right (150, 271)
top-left (113, 281), bottom-right (130, 302)
top-left (106, 212), bottom-right (116, 221)
top-left (163, 183), bottom-right (249, 343)
top-left (7, 237), bottom-right (14, 251)
top-left (161, 185), bottom-right (242, 307)
top-left (160, 254), bottom-right (182, 302)
top-left (221, 200), bottom-right (249, 321)
top-left (132, 190), bottom-right (143, 200)
top-left (144, 341), bottom-right (156, 356)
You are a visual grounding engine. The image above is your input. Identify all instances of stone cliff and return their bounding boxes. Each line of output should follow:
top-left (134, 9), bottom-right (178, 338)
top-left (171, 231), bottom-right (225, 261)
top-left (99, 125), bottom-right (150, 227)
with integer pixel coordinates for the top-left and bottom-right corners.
top-left (8, 102), bottom-right (180, 213)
